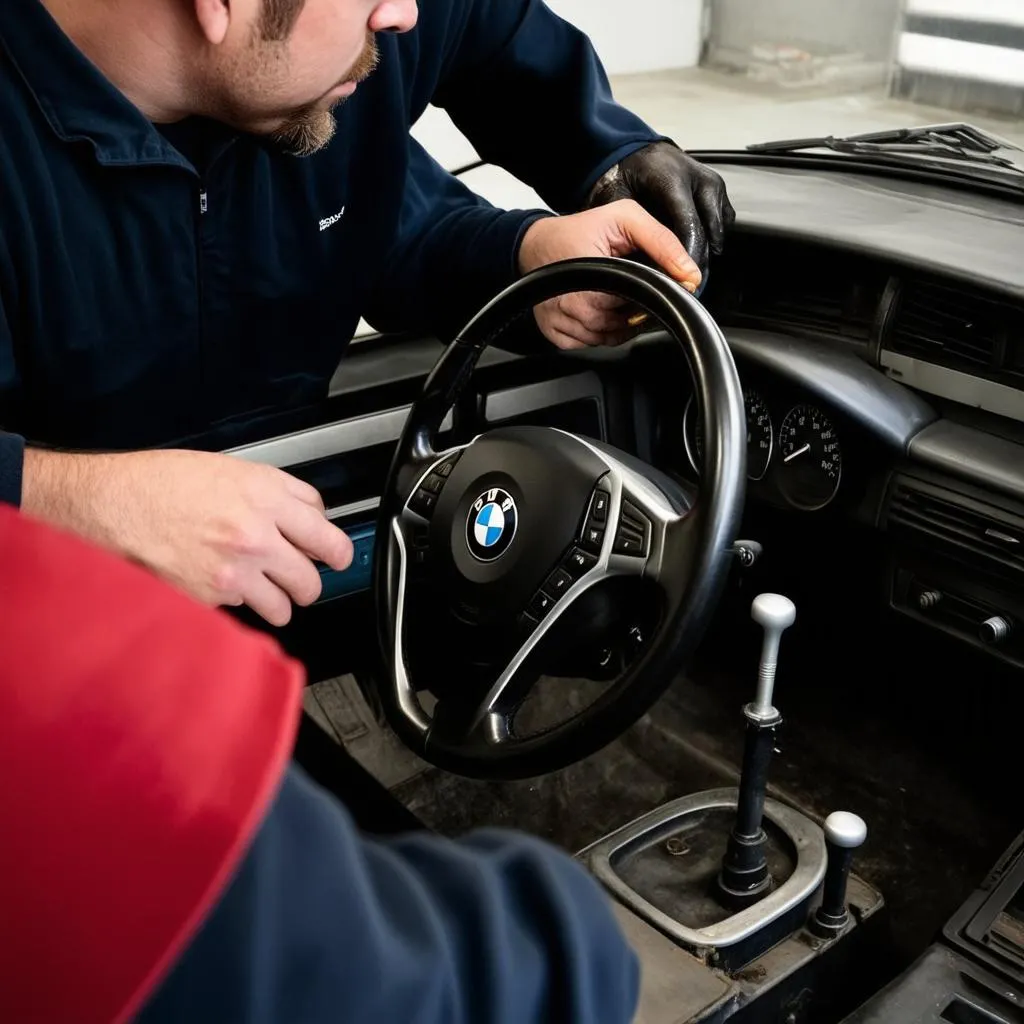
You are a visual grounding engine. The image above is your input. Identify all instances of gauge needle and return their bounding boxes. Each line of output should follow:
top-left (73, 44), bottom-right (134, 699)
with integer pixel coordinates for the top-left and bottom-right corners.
top-left (784, 443), bottom-right (811, 463)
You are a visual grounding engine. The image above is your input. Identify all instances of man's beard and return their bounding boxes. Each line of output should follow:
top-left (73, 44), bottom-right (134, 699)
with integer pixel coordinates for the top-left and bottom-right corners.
top-left (269, 33), bottom-right (379, 157)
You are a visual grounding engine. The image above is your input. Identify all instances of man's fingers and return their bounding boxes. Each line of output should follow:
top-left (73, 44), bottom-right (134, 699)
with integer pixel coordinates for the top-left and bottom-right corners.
top-left (265, 533), bottom-right (325, 608)
top-left (613, 200), bottom-right (701, 292)
top-left (538, 306), bottom-right (633, 349)
top-left (579, 291), bottom-right (631, 312)
top-left (560, 294), bottom-right (633, 335)
top-left (280, 470), bottom-right (327, 511)
top-left (243, 573), bottom-right (296, 627)
top-left (278, 500), bottom-right (354, 572)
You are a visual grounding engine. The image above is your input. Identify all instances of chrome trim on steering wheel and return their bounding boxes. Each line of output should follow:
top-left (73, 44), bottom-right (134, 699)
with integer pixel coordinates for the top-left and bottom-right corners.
top-left (472, 431), bottom-right (690, 740)
top-left (384, 432), bottom-right (695, 748)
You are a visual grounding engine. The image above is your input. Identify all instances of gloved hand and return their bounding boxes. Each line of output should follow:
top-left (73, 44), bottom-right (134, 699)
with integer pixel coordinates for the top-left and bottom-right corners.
top-left (586, 141), bottom-right (735, 277)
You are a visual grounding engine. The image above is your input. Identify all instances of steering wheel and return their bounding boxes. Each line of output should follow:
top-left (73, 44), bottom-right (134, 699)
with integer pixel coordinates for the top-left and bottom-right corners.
top-left (373, 256), bottom-right (746, 780)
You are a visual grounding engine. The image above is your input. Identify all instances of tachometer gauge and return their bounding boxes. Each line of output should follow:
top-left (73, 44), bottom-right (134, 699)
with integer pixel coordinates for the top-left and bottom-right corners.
top-left (685, 390), bottom-right (773, 481)
top-left (777, 404), bottom-right (842, 510)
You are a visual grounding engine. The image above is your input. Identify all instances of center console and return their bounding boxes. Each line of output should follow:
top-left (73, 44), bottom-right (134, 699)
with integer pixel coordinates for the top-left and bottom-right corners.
top-left (840, 830), bottom-right (1024, 1023)
top-left (577, 593), bottom-right (886, 1023)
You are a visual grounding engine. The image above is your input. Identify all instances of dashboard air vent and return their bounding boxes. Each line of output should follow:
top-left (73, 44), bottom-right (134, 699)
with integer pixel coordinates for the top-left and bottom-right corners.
top-left (886, 475), bottom-right (1024, 582)
top-left (887, 279), bottom-right (1024, 382)
top-left (707, 238), bottom-right (885, 344)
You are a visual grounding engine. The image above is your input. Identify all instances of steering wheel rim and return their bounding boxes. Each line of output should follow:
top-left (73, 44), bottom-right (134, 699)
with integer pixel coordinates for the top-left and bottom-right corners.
top-left (373, 256), bottom-right (746, 779)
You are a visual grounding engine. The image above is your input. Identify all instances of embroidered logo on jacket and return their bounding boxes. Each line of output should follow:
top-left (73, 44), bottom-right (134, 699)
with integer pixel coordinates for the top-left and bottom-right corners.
top-left (319, 206), bottom-right (346, 232)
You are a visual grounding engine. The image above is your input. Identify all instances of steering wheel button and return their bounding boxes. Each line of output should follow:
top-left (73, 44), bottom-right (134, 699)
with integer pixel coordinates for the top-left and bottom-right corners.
top-left (612, 533), bottom-right (644, 556)
top-left (544, 568), bottom-right (574, 597)
top-left (562, 547), bottom-right (598, 578)
top-left (528, 590), bottom-right (556, 620)
top-left (591, 490), bottom-right (610, 523)
top-left (408, 488), bottom-right (438, 518)
top-left (423, 474), bottom-right (446, 494)
top-left (581, 523), bottom-right (604, 553)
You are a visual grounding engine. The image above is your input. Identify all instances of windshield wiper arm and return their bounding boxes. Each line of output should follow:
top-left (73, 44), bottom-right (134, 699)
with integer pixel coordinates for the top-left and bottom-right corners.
top-left (748, 122), bottom-right (1024, 172)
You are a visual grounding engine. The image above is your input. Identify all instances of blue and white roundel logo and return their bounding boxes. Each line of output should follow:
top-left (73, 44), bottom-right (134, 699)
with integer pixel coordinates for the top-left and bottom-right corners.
top-left (467, 488), bottom-right (518, 561)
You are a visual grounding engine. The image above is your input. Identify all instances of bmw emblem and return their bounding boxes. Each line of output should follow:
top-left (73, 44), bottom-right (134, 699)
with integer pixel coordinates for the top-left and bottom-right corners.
top-left (467, 487), bottom-right (518, 561)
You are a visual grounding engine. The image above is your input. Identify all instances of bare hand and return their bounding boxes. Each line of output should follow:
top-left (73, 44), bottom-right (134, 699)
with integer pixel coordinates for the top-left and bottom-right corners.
top-left (517, 200), bottom-right (702, 351)
top-left (22, 448), bottom-right (353, 626)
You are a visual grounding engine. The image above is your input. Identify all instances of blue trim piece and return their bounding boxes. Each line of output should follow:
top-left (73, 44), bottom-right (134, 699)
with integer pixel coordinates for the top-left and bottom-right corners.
top-left (317, 522), bottom-right (376, 602)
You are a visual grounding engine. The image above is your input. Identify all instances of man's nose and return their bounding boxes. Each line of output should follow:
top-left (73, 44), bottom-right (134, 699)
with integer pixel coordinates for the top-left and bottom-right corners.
top-left (369, 0), bottom-right (417, 34)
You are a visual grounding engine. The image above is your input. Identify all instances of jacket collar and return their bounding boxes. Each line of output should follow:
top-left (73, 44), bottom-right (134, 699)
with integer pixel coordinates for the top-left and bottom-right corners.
top-left (0, 0), bottom-right (192, 169)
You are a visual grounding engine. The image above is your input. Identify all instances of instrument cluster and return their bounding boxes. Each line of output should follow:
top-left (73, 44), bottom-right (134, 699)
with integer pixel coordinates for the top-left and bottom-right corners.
top-left (683, 388), bottom-right (843, 511)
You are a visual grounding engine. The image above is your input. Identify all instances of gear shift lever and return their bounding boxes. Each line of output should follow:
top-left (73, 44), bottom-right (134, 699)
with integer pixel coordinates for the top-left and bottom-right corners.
top-left (808, 812), bottom-right (867, 938)
top-left (718, 593), bottom-right (796, 909)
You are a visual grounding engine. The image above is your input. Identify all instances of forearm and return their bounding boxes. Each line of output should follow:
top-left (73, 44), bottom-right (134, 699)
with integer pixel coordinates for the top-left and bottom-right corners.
top-left (363, 141), bottom-right (551, 339)
top-left (20, 447), bottom-right (129, 550)
top-left (139, 765), bottom-right (640, 1024)
top-left (0, 429), bottom-right (25, 507)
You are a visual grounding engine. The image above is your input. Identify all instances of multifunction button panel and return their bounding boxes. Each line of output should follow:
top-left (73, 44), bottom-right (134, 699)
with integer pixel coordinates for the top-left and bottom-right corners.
top-left (520, 476), bottom-right (652, 633)
top-left (407, 450), bottom-right (463, 520)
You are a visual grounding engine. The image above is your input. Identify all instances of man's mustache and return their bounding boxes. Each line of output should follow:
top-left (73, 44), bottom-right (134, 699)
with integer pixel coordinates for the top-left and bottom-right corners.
top-left (343, 32), bottom-right (379, 86)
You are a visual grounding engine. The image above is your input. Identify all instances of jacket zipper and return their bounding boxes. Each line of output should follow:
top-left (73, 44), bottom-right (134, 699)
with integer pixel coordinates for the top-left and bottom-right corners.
top-left (196, 184), bottom-right (207, 419)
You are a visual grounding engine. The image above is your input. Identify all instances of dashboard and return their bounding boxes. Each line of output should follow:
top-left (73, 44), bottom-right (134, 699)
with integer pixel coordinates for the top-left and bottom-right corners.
top-left (225, 156), bottom-right (1024, 682)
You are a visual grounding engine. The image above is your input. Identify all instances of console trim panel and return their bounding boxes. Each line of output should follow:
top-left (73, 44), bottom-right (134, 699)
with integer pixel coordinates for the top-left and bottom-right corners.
top-left (578, 787), bottom-right (827, 950)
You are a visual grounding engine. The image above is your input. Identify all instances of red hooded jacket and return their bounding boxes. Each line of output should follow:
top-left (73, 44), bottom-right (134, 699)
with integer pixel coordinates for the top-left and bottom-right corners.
top-left (0, 505), bottom-right (303, 1023)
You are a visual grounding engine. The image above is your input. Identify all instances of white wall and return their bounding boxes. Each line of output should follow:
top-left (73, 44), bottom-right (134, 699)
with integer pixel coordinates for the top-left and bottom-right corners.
top-left (545, 0), bottom-right (705, 74)
top-left (410, 0), bottom-right (704, 171)
top-left (709, 0), bottom-right (901, 62)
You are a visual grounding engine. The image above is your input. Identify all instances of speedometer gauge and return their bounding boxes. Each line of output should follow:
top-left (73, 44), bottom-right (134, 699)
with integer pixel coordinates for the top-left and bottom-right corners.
top-left (684, 390), bottom-right (773, 481)
top-left (777, 405), bottom-right (842, 510)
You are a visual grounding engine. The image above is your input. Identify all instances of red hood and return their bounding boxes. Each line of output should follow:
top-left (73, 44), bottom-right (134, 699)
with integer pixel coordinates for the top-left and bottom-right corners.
top-left (0, 505), bottom-right (304, 1023)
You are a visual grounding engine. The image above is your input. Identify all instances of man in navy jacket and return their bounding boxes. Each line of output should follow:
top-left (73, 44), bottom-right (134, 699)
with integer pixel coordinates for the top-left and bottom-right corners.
top-left (0, 0), bottom-right (732, 626)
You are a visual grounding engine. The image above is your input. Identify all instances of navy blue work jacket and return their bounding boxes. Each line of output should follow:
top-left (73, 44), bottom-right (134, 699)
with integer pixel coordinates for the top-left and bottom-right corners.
top-left (0, 0), bottom-right (662, 502)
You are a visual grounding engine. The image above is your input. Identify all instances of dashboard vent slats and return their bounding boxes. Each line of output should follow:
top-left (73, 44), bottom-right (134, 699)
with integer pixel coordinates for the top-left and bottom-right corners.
top-left (888, 279), bottom-right (1024, 383)
top-left (886, 476), bottom-right (1024, 581)
top-left (707, 238), bottom-right (885, 344)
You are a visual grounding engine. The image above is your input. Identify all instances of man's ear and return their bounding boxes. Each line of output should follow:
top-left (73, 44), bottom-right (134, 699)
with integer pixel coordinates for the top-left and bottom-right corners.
top-left (194, 0), bottom-right (231, 45)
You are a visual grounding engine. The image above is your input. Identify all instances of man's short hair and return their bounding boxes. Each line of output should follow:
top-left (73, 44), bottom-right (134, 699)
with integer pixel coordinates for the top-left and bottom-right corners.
top-left (260, 0), bottom-right (306, 40)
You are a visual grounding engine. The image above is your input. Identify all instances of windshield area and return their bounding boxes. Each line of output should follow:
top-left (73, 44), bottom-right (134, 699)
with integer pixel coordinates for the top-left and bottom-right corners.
top-left (414, 1), bottom-right (1024, 196)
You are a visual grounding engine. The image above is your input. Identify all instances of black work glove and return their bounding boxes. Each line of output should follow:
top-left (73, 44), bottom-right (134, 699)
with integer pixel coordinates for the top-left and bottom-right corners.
top-left (586, 141), bottom-right (736, 278)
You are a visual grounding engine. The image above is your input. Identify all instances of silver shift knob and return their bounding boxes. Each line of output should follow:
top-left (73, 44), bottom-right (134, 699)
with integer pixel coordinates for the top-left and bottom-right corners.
top-left (824, 811), bottom-right (868, 849)
top-left (750, 594), bottom-right (796, 720)
top-left (811, 810), bottom-right (868, 937)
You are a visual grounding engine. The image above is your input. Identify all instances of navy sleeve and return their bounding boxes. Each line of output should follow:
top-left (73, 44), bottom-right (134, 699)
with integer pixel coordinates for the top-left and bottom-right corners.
top-left (432, 0), bottom-right (666, 213)
top-left (0, 431), bottom-right (25, 507)
top-left (137, 763), bottom-right (640, 1024)
top-left (362, 139), bottom-right (552, 339)
top-left (0, 300), bottom-right (25, 507)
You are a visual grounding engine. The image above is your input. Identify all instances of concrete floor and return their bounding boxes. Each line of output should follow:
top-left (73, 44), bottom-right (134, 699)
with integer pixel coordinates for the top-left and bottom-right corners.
top-left (613, 66), bottom-right (1024, 151)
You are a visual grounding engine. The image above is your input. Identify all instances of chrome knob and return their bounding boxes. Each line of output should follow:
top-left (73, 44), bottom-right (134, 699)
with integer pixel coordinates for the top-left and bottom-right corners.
top-left (824, 811), bottom-right (868, 850)
top-left (980, 616), bottom-right (1011, 645)
top-left (811, 811), bottom-right (867, 939)
top-left (749, 594), bottom-right (796, 720)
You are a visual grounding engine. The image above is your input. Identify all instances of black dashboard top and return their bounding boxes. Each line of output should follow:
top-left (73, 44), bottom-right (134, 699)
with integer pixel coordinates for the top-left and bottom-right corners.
top-left (725, 328), bottom-right (936, 452)
top-left (710, 162), bottom-right (1024, 301)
